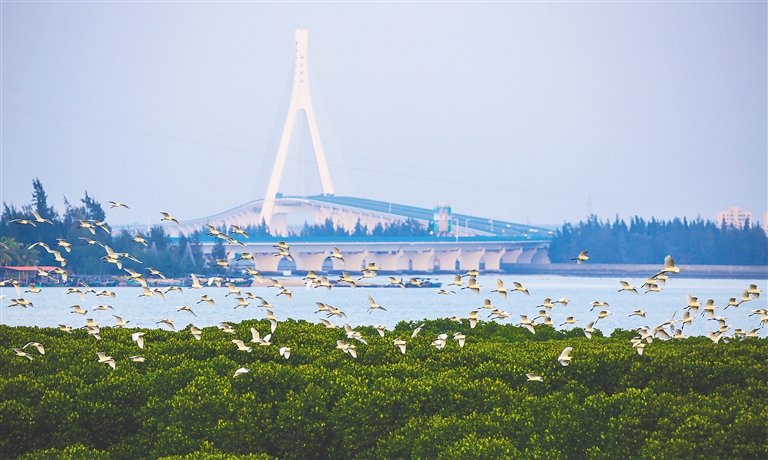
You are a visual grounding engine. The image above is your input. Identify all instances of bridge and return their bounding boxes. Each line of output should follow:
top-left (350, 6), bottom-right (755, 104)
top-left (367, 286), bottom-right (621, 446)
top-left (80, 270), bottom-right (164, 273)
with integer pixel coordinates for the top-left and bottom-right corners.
top-left (217, 237), bottom-right (549, 274)
top-left (233, 237), bottom-right (550, 274)
top-left (127, 29), bottom-right (554, 273)
top-left (162, 194), bottom-right (550, 239)
top-left (154, 194), bottom-right (552, 273)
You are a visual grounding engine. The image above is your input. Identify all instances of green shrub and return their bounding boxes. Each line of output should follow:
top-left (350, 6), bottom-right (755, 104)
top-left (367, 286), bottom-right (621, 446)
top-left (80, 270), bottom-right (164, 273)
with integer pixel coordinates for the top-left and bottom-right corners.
top-left (1, 320), bottom-right (766, 459)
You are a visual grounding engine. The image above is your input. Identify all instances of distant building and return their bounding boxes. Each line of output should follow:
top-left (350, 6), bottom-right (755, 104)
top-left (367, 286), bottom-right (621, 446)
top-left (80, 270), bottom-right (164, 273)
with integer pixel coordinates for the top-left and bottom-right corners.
top-left (716, 207), bottom-right (752, 229)
top-left (764, 211), bottom-right (768, 235)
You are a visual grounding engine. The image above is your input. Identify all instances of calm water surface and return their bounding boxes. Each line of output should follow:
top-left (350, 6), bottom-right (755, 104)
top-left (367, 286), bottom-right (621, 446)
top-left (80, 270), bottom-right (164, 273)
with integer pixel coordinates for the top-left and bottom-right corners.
top-left (2, 274), bottom-right (766, 338)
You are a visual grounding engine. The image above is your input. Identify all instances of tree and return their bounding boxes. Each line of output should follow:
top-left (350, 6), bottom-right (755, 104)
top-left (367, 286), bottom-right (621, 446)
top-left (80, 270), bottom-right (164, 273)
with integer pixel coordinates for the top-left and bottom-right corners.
top-left (547, 215), bottom-right (768, 265)
top-left (81, 192), bottom-right (105, 222)
top-left (352, 219), bottom-right (369, 237)
top-left (0, 237), bottom-right (39, 266)
top-left (208, 240), bottom-right (228, 273)
top-left (30, 178), bottom-right (58, 222)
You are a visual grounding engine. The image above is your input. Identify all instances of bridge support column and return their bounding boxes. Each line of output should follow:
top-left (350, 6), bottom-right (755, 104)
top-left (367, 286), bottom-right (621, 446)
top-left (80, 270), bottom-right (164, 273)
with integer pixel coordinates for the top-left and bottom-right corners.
top-left (481, 249), bottom-right (506, 271)
top-left (434, 250), bottom-right (460, 272)
top-left (294, 251), bottom-right (330, 272)
top-left (270, 213), bottom-right (288, 237)
top-left (369, 250), bottom-right (403, 272)
top-left (251, 253), bottom-right (282, 272)
top-left (516, 248), bottom-right (538, 264)
top-left (333, 250), bottom-right (368, 271)
top-left (501, 248), bottom-right (523, 264)
top-left (531, 248), bottom-right (550, 264)
top-left (458, 248), bottom-right (485, 272)
top-left (404, 249), bottom-right (435, 272)
top-left (339, 212), bottom-right (359, 233)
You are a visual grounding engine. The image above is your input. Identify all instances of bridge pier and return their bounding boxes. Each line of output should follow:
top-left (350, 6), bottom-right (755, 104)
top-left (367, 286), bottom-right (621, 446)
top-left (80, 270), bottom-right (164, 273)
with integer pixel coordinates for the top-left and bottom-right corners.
top-left (369, 250), bottom-right (404, 272)
top-left (251, 253), bottom-right (282, 272)
top-left (458, 248), bottom-right (486, 272)
top-left (269, 214), bottom-right (289, 237)
top-left (501, 248), bottom-right (523, 264)
top-left (201, 240), bottom-right (550, 274)
top-left (531, 248), bottom-right (550, 264)
top-left (516, 248), bottom-right (539, 264)
top-left (293, 251), bottom-right (330, 272)
top-left (481, 249), bottom-right (506, 271)
top-left (404, 249), bottom-right (435, 272)
top-left (333, 250), bottom-right (368, 271)
top-left (434, 249), bottom-right (460, 271)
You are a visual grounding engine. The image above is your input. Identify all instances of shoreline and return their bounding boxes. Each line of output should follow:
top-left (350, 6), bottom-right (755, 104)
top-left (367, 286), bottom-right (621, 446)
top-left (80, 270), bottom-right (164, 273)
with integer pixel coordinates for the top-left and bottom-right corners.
top-left (499, 263), bottom-right (768, 279)
top-left (5, 264), bottom-right (764, 289)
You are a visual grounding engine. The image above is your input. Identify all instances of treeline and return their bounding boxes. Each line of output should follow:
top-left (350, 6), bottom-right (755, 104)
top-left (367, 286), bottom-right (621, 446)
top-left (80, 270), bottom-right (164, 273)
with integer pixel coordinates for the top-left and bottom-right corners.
top-left (297, 217), bottom-right (431, 238)
top-left (1, 319), bottom-right (766, 459)
top-left (548, 215), bottom-right (768, 265)
top-left (0, 180), bottom-right (436, 277)
top-left (0, 179), bottom-right (213, 277)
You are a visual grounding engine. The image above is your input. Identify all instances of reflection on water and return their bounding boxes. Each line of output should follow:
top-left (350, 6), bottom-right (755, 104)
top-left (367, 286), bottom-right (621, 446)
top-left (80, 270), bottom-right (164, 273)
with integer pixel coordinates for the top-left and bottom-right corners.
top-left (1, 274), bottom-right (766, 338)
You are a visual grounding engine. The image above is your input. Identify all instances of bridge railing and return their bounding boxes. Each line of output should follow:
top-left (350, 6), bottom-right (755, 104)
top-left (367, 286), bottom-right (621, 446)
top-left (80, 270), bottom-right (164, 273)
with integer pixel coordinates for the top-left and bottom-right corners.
top-left (169, 234), bottom-right (552, 245)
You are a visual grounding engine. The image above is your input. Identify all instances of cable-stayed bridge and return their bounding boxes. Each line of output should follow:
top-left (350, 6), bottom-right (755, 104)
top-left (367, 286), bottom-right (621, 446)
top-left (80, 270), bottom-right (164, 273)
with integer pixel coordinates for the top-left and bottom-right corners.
top-left (148, 193), bottom-right (552, 273)
top-left (129, 29), bottom-right (553, 273)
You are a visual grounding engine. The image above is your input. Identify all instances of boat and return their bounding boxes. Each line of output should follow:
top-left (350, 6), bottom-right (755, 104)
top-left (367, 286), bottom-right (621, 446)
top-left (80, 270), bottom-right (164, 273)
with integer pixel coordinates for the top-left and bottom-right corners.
top-left (332, 277), bottom-right (442, 288)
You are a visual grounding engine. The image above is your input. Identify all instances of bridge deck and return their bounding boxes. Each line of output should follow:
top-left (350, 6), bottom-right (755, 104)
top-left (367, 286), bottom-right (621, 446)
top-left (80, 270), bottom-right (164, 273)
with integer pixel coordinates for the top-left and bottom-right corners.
top-left (118, 195), bottom-right (553, 240)
top-left (309, 195), bottom-right (553, 237)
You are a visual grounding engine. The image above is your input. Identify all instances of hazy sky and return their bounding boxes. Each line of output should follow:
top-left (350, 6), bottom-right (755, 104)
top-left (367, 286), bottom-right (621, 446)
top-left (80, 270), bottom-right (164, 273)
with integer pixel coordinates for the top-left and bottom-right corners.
top-left (2, 2), bottom-right (766, 229)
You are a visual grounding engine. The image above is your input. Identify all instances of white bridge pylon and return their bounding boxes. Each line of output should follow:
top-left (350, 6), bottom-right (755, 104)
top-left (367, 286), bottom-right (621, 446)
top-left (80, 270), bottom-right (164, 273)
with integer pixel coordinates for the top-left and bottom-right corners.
top-left (260, 29), bottom-right (335, 228)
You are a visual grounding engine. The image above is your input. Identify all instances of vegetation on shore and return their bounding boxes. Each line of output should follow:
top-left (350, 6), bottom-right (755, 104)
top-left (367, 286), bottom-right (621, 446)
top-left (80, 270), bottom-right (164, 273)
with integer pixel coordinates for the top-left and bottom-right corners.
top-left (548, 215), bottom-right (767, 266)
top-left (2, 179), bottom-right (765, 280)
top-left (0, 180), bottom-right (434, 278)
top-left (2, 319), bottom-right (766, 459)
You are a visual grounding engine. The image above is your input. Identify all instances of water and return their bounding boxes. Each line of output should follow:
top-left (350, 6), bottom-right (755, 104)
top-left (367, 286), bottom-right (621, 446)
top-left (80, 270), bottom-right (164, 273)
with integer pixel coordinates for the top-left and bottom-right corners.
top-left (2, 274), bottom-right (766, 338)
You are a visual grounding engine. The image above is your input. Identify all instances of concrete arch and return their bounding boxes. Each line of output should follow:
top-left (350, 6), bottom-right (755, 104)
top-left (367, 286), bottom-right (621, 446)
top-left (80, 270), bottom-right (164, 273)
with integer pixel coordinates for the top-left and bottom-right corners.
top-left (402, 249), bottom-right (435, 272)
top-left (458, 248), bottom-right (485, 271)
top-left (516, 248), bottom-right (539, 264)
top-left (293, 251), bottom-right (330, 272)
top-left (331, 250), bottom-right (368, 271)
top-left (480, 249), bottom-right (506, 271)
top-left (501, 248), bottom-right (523, 264)
top-left (368, 250), bottom-right (404, 272)
top-left (434, 250), bottom-right (460, 272)
top-left (251, 253), bottom-right (282, 272)
top-left (531, 248), bottom-right (550, 264)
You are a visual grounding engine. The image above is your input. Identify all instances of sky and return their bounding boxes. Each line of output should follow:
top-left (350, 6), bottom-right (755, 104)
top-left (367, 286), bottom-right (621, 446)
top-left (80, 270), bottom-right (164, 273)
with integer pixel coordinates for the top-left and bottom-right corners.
top-left (2, 2), bottom-right (766, 230)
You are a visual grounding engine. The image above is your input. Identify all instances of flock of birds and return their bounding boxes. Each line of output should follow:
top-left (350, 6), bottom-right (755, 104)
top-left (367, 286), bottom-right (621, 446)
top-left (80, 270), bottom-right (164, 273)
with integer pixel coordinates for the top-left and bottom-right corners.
top-left (5, 208), bottom-right (767, 382)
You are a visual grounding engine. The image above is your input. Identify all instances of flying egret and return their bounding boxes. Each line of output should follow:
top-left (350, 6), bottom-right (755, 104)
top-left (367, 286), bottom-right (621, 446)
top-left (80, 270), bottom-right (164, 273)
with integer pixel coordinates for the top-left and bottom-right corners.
top-left (132, 332), bottom-right (145, 349)
top-left (13, 348), bottom-right (34, 360)
top-left (557, 347), bottom-right (573, 366)
top-left (331, 246), bottom-right (345, 264)
top-left (160, 212), bottom-right (180, 226)
top-left (279, 347), bottom-right (291, 359)
top-left (393, 338), bottom-right (407, 354)
top-left (234, 367), bottom-right (250, 378)
top-left (22, 342), bottom-right (45, 354)
top-left (96, 352), bottom-right (116, 369)
top-left (113, 316), bottom-right (130, 327)
top-left (366, 294), bottom-right (387, 314)
top-left (490, 279), bottom-right (509, 298)
top-left (512, 281), bottom-right (530, 296)
top-left (618, 281), bottom-right (639, 294)
top-left (232, 339), bottom-right (253, 352)
top-left (467, 311), bottom-right (481, 329)
top-left (109, 201), bottom-right (129, 209)
top-left (571, 251), bottom-right (589, 264)
top-left (526, 373), bottom-right (543, 382)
